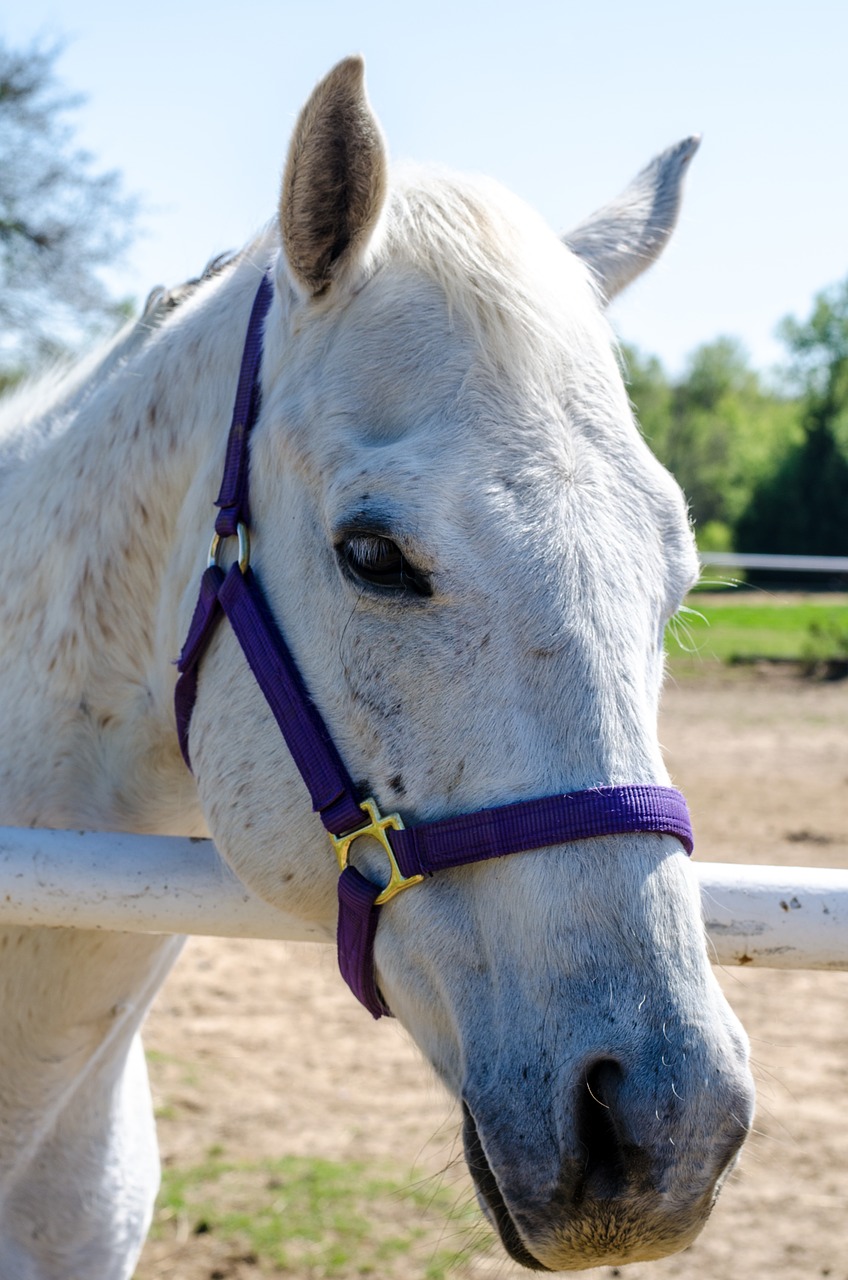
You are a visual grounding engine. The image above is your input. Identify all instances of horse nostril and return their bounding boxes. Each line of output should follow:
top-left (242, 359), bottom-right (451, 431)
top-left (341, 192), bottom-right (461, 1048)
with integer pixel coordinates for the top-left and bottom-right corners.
top-left (574, 1059), bottom-right (629, 1201)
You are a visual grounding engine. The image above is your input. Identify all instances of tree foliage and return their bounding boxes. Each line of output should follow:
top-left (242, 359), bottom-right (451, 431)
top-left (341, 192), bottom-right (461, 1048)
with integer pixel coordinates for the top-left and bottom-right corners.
top-left (626, 276), bottom-right (848, 557)
top-left (738, 279), bottom-right (848, 555)
top-left (777, 277), bottom-right (848, 465)
top-left (623, 338), bottom-right (800, 549)
top-left (0, 40), bottom-right (137, 373)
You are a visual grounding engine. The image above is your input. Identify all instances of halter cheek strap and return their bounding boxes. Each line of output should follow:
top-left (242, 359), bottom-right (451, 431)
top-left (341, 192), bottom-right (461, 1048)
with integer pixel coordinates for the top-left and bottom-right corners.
top-left (175, 274), bottom-right (694, 1020)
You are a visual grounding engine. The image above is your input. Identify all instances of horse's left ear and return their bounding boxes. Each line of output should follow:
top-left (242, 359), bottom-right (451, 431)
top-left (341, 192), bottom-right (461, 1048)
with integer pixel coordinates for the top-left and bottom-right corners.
top-left (563, 136), bottom-right (700, 303)
top-left (280, 56), bottom-right (388, 299)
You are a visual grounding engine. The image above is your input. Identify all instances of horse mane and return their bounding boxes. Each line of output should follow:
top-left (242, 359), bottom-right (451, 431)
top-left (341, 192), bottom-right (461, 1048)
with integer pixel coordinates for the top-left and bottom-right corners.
top-left (143, 250), bottom-right (240, 317)
top-left (0, 250), bottom-right (242, 474)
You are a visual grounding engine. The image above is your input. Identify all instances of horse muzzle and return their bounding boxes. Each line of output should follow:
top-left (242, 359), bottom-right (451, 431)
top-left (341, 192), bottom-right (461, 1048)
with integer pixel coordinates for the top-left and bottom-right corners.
top-left (461, 1049), bottom-right (754, 1271)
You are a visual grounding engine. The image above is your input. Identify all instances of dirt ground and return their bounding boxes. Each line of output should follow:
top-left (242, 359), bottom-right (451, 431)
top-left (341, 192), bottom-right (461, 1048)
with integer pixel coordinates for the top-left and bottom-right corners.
top-left (137, 667), bottom-right (848, 1280)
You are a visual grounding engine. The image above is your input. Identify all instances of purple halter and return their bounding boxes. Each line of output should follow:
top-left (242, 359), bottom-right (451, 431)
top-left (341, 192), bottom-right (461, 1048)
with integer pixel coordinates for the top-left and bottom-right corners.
top-left (175, 274), bottom-right (694, 1019)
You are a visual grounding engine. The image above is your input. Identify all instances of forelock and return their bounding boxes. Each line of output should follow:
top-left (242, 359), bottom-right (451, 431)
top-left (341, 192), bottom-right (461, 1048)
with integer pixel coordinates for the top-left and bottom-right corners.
top-left (382, 169), bottom-right (612, 383)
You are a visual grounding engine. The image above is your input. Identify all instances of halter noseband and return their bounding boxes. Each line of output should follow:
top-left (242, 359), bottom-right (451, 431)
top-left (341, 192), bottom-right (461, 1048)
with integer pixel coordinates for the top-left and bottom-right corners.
top-left (175, 274), bottom-right (694, 1019)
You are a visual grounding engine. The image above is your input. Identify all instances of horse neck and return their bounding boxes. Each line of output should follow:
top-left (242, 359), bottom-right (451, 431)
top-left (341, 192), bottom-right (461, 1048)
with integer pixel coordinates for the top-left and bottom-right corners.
top-left (0, 257), bottom-right (269, 834)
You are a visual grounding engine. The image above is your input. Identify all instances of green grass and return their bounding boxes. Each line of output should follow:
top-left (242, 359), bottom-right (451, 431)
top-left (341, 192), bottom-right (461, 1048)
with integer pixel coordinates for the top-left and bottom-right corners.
top-left (145, 1153), bottom-right (491, 1279)
top-left (666, 593), bottom-right (848, 669)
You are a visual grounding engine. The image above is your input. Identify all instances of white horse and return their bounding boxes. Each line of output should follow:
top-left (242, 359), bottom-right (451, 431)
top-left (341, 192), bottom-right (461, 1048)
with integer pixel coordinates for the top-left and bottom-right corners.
top-left (0, 58), bottom-right (754, 1278)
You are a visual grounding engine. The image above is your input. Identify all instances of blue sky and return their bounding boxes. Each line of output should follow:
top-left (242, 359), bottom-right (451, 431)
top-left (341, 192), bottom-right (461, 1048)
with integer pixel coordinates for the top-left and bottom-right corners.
top-left (5, 1), bottom-right (846, 375)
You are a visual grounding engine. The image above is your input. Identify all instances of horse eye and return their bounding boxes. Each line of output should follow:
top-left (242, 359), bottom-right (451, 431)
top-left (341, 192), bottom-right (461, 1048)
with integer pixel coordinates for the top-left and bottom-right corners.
top-left (337, 534), bottom-right (432, 597)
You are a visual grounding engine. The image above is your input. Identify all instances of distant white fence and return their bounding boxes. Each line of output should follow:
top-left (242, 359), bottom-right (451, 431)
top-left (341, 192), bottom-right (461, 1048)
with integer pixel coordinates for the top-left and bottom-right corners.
top-left (0, 828), bottom-right (845, 970)
top-left (699, 551), bottom-right (848, 574)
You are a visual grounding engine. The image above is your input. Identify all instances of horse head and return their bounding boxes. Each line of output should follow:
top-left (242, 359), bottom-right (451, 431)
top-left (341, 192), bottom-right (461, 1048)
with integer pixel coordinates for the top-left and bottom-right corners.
top-left (178, 57), bottom-right (753, 1271)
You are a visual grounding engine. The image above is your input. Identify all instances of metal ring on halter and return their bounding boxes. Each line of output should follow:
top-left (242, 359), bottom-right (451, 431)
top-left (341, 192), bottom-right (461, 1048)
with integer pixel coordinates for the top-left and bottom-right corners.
top-left (330, 797), bottom-right (424, 906)
top-left (207, 522), bottom-right (251, 574)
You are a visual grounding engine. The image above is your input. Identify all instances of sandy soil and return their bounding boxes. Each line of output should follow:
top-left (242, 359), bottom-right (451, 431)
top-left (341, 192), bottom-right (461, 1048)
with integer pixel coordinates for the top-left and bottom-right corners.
top-left (137, 667), bottom-right (848, 1280)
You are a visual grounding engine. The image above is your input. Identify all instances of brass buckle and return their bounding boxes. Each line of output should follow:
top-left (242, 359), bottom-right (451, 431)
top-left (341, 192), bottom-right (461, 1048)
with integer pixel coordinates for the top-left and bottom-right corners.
top-left (208, 522), bottom-right (251, 573)
top-left (330, 797), bottom-right (424, 906)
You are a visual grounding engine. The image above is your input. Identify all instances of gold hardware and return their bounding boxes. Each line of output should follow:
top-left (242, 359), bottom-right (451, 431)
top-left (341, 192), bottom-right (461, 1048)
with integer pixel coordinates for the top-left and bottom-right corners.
top-left (208, 522), bottom-right (250, 573)
top-left (330, 797), bottom-right (424, 906)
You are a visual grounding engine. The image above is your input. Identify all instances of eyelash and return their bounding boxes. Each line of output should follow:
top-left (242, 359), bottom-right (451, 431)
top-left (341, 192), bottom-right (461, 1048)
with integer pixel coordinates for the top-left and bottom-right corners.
top-left (336, 533), bottom-right (432, 597)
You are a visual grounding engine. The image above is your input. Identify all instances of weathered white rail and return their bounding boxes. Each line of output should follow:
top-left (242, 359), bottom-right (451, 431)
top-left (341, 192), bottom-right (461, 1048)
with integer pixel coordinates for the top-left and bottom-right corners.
top-left (0, 828), bottom-right (326, 942)
top-left (698, 551), bottom-right (848, 574)
top-left (0, 827), bottom-right (845, 969)
top-left (697, 862), bottom-right (848, 970)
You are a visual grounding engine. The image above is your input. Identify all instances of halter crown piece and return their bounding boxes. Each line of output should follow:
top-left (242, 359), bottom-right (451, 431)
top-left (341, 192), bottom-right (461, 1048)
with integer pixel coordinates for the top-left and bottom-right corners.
top-left (175, 274), bottom-right (695, 1019)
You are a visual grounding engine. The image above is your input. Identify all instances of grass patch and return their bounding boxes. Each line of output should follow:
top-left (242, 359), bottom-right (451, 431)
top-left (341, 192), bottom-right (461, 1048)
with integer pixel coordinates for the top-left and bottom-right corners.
top-left (666, 593), bottom-right (848, 670)
top-left (144, 1153), bottom-right (491, 1279)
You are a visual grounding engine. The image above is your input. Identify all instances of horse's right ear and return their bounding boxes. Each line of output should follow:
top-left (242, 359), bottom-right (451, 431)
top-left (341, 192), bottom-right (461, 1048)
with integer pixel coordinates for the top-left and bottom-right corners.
top-left (279, 56), bottom-right (388, 299)
top-left (563, 136), bottom-right (701, 303)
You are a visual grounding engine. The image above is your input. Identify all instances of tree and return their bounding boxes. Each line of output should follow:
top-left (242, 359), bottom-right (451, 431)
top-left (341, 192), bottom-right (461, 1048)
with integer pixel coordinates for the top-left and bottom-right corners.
top-left (623, 339), bottom-right (800, 548)
top-left (738, 278), bottom-right (848, 556)
top-left (0, 40), bottom-right (137, 374)
top-left (620, 344), bottom-right (673, 456)
top-left (777, 276), bottom-right (848, 458)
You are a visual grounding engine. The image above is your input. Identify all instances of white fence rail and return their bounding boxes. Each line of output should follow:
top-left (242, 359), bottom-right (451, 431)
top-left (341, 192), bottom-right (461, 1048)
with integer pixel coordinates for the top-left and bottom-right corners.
top-left (698, 551), bottom-right (848, 574)
top-left (0, 827), bottom-right (846, 970)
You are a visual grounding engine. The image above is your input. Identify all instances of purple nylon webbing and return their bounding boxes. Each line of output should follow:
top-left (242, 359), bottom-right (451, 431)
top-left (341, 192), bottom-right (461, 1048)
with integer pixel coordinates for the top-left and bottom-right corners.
top-left (391, 785), bottom-right (694, 874)
top-left (217, 565), bottom-right (365, 836)
top-left (175, 566), bottom-right (225, 768)
top-left (214, 273), bottom-right (274, 537)
top-left (337, 867), bottom-right (390, 1018)
top-left (175, 272), bottom-right (696, 1022)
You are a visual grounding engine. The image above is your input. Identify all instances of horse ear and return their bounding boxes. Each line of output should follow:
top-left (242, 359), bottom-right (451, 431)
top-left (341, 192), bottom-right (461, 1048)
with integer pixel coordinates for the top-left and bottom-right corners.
top-left (563, 136), bottom-right (701, 303)
top-left (280, 56), bottom-right (388, 299)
